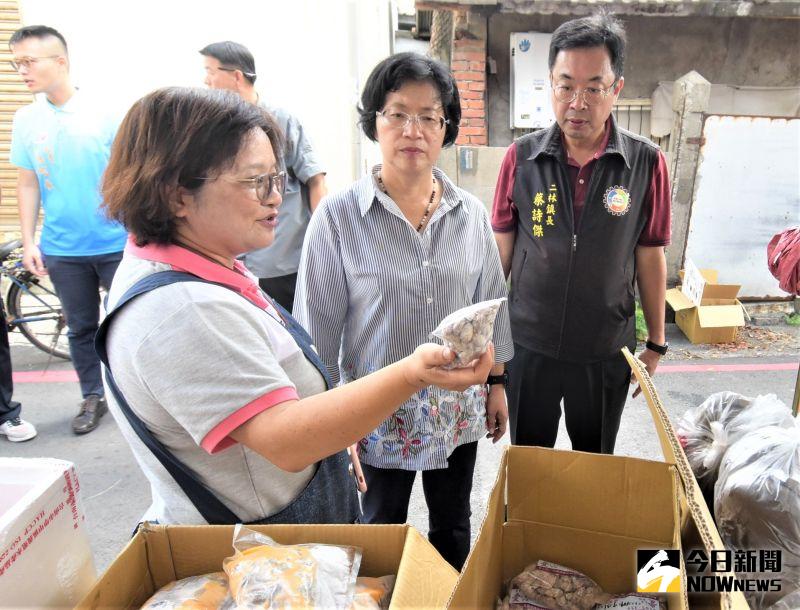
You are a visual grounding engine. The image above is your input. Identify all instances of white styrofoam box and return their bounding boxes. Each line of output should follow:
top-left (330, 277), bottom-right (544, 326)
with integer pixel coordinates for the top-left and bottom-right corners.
top-left (0, 458), bottom-right (96, 608)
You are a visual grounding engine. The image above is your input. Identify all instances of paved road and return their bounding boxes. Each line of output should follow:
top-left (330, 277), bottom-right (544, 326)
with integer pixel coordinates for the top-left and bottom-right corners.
top-left (0, 324), bottom-right (797, 574)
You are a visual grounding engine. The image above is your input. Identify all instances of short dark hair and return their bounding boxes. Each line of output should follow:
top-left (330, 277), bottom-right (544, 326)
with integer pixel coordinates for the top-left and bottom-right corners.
top-left (358, 52), bottom-right (461, 147)
top-left (199, 41), bottom-right (257, 85)
top-left (102, 87), bottom-right (282, 246)
top-left (548, 13), bottom-right (626, 81)
top-left (9, 25), bottom-right (68, 54)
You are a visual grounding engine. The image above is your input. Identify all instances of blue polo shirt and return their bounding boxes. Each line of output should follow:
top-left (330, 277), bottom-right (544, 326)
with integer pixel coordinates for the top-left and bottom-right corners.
top-left (10, 91), bottom-right (127, 256)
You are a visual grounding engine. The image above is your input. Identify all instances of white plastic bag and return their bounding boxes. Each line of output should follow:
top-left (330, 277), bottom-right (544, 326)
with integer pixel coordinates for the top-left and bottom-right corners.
top-left (222, 524), bottom-right (362, 609)
top-left (430, 298), bottom-right (506, 368)
top-left (715, 425), bottom-right (800, 609)
top-left (677, 392), bottom-right (795, 491)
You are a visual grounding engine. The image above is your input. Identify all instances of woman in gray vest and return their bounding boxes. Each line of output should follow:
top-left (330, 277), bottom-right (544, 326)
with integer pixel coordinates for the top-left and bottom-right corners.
top-left (95, 87), bottom-right (493, 527)
top-left (295, 53), bottom-right (513, 570)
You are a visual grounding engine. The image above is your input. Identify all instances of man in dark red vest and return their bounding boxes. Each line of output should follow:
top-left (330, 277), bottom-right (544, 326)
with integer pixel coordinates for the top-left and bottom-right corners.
top-left (492, 13), bottom-right (671, 453)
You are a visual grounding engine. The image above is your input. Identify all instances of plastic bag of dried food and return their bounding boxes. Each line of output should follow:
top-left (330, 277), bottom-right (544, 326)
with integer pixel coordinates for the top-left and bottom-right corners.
top-left (507, 561), bottom-right (612, 610)
top-left (595, 593), bottom-right (667, 609)
top-left (351, 575), bottom-right (395, 609)
top-left (430, 298), bottom-right (506, 368)
top-left (677, 392), bottom-right (795, 492)
top-left (222, 524), bottom-right (362, 609)
top-left (140, 572), bottom-right (235, 609)
top-left (715, 425), bottom-right (800, 609)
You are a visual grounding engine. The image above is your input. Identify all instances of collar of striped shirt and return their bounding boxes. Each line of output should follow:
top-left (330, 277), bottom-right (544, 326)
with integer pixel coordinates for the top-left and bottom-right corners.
top-left (358, 164), bottom-right (468, 220)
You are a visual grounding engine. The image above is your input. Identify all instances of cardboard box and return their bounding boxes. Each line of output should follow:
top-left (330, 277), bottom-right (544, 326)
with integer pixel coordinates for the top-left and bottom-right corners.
top-left (666, 269), bottom-right (745, 344)
top-left (76, 523), bottom-right (457, 609)
top-left (448, 348), bottom-right (750, 610)
top-left (0, 458), bottom-right (96, 608)
top-left (448, 445), bottom-right (685, 609)
top-left (624, 348), bottom-right (749, 610)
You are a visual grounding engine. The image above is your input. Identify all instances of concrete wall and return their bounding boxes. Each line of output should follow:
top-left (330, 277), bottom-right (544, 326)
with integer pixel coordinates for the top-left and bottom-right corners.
top-left (487, 12), bottom-right (800, 145)
top-left (16, 0), bottom-right (395, 192)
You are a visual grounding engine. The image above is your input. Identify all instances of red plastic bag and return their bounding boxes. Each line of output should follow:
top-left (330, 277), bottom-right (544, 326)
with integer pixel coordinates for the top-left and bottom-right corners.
top-left (767, 226), bottom-right (800, 295)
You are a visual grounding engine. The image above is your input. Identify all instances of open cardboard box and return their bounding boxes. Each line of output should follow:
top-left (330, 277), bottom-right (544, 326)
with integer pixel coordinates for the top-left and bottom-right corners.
top-left (623, 349), bottom-right (750, 609)
top-left (447, 348), bottom-right (749, 610)
top-left (76, 523), bottom-right (457, 609)
top-left (666, 269), bottom-right (745, 344)
top-left (448, 446), bottom-right (685, 609)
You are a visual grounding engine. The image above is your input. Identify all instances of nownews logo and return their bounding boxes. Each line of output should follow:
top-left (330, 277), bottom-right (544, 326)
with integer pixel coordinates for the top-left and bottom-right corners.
top-left (637, 550), bottom-right (681, 592)
top-left (637, 549), bottom-right (783, 594)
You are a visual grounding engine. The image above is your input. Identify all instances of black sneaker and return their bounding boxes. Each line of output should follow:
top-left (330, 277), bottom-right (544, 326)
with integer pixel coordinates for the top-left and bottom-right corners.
top-left (71, 395), bottom-right (108, 435)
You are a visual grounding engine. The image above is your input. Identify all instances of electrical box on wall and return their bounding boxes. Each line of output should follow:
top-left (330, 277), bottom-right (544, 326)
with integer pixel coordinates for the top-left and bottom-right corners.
top-left (510, 32), bottom-right (554, 130)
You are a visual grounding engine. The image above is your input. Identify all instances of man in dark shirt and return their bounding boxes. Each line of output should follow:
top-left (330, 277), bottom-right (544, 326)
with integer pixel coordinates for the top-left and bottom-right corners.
top-left (492, 13), bottom-right (671, 453)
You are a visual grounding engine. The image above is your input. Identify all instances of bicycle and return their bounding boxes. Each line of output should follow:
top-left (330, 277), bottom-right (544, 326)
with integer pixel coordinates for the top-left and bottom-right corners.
top-left (0, 238), bottom-right (71, 360)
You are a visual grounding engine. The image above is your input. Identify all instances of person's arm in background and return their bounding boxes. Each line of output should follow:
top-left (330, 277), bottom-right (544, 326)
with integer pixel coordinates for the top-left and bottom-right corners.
top-left (17, 169), bottom-right (45, 276)
top-left (306, 173), bottom-right (327, 212)
top-left (475, 208), bottom-right (515, 442)
top-left (495, 232), bottom-right (515, 280)
top-left (282, 111), bottom-right (327, 213)
top-left (632, 150), bottom-right (672, 398)
top-left (491, 143), bottom-right (518, 279)
top-left (293, 203), bottom-right (347, 384)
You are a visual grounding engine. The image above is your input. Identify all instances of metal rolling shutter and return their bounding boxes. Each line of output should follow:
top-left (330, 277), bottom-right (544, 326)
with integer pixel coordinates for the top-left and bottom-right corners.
top-left (0, 1), bottom-right (31, 240)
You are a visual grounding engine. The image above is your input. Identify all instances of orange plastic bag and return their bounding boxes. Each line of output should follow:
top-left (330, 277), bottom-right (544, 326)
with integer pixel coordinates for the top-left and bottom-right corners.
top-left (222, 524), bottom-right (361, 609)
top-left (352, 575), bottom-right (395, 609)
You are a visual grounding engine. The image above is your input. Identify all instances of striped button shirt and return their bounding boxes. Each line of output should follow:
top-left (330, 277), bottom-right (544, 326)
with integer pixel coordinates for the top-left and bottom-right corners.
top-left (294, 165), bottom-right (513, 470)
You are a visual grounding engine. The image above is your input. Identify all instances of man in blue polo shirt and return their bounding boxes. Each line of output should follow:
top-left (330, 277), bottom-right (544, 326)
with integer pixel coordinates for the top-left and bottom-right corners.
top-left (10, 25), bottom-right (126, 435)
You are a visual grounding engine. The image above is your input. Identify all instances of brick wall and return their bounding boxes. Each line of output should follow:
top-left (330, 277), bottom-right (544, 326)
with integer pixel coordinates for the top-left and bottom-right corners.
top-left (452, 37), bottom-right (487, 146)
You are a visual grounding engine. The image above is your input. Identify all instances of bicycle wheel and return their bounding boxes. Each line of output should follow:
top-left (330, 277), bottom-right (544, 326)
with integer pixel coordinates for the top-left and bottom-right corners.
top-left (6, 275), bottom-right (72, 360)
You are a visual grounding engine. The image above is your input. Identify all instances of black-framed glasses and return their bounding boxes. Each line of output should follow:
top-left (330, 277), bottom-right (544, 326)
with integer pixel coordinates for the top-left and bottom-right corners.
top-left (194, 171), bottom-right (286, 201)
top-left (551, 81), bottom-right (618, 106)
top-left (211, 65), bottom-right (257, 79)
top-left (10, 55), bottom-right (61, 71)
top-left (376, 110), bottom-right (449, 133)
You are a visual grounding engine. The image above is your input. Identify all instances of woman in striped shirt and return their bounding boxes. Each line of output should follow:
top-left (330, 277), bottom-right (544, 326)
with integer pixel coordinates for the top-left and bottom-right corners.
top-left (295, 53), bottom-right (513, 570)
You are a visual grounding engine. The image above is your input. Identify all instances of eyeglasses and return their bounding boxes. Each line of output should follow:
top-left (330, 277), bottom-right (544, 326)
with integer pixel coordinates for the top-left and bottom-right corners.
top-left (208, 65), bottom-right (257, 78)
top-left (194, 171), bottom-right (286, 201)
top-left (10, 55), bottom-right (61, 71)
top-left (376, 110), bottom-right (449, 133)
top-left (551, 81), bottom-right (618, 106)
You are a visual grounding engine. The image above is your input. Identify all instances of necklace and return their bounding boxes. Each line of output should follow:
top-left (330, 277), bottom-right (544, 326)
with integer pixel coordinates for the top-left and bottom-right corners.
top-left (376, 172), bottom-right (436, 232)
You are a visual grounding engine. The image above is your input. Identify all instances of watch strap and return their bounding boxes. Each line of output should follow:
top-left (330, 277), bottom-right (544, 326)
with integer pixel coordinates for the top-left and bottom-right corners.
top-left (486, 371), bottom-right (509, 387)
top-left (645, 339), bottom-right (669, 355)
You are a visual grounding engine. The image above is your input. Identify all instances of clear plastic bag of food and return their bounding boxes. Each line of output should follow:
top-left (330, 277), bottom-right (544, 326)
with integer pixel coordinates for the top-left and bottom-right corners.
top-left (595, 593), bottom-right (667, 609)
top-left (222, 524), bottom-right (362, 609)
top-left (351, 575), bottom-right (395, 609)
top-left (507, 560), bottom-right (612, 610)
top-left (430, 298), bottom-right (506, 368)
top-left (677, 392), bottom-right (795, 492)
top-left (141, 572), bottom-right (235, 609)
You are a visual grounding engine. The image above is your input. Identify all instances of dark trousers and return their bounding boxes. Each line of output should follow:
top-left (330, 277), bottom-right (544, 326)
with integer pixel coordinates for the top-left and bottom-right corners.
top-left (45, 252), bottom-right (123, 398)
top-left (507, 343), bottom-right (631, 454)
top-left (259, 273), bottom-right (297, 313)
top-left (360, 441), bottom-right (478, 571)
top-left (0, 301), bottom-right (21, 425)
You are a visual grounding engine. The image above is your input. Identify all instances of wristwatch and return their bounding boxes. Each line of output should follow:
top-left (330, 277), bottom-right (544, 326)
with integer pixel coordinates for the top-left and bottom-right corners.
top-left (486, 371), bottom-right (509, 389)
top-left (645, 339), bottom-right (669, 355)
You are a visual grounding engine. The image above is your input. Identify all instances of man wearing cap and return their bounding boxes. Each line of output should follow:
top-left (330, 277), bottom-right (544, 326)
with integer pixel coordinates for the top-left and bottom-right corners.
top-left (492, 13), bottom-right (671, 454)
top-left (200, 40), bottom-right (327, 312)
